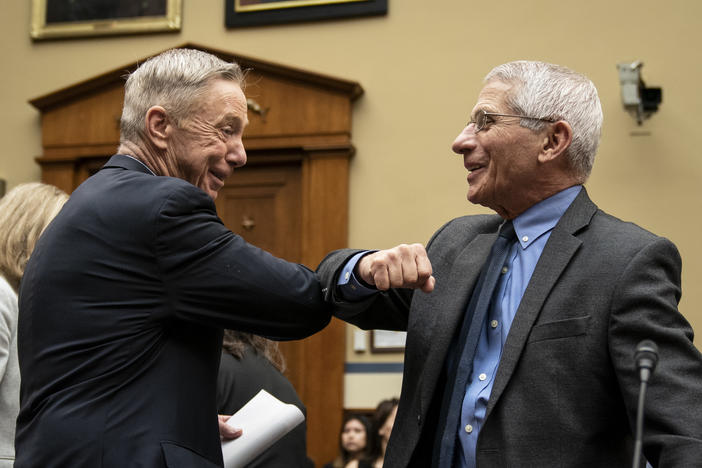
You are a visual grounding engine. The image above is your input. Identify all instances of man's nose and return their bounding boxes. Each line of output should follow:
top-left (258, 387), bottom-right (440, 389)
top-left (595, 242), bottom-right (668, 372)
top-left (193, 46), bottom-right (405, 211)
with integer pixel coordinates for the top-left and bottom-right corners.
top-left (451, 123), bottom-right (477, 154)
top-left (227, 140), bottom-right (247, 167)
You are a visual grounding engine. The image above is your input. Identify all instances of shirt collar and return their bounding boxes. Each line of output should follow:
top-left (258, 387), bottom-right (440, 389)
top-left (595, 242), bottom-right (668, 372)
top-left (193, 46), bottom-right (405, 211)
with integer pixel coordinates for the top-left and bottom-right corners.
top-left (122, 154), bottom-right (156, 175)
top-left (512, 185), bottom-right (582, 249)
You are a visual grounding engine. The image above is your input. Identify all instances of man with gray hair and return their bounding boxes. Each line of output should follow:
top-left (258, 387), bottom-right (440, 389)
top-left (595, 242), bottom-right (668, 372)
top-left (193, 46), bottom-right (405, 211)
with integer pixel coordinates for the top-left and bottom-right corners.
top-left (318, 61), bottom-right (702, 466)
top-left (14, 48), bottom-right (417, 468)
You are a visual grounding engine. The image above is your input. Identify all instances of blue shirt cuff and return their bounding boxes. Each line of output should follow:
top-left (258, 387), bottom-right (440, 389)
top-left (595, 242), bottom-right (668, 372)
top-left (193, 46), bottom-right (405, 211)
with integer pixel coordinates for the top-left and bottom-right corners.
top-left (337, 251), bottom-right (377, 300)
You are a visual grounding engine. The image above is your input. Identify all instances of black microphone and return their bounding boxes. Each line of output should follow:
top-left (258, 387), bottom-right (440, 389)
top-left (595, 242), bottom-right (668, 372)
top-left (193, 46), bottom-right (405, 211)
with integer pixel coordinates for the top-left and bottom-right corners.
top-left (632, 340), bottom-right (658, 468)
top-left (635, 339), bottom-right (659, 383)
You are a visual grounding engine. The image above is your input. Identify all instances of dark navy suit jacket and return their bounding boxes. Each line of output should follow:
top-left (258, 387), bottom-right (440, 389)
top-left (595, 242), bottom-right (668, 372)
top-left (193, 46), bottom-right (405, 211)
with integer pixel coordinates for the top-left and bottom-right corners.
top-left (16, 155), bottom-right (331, 467)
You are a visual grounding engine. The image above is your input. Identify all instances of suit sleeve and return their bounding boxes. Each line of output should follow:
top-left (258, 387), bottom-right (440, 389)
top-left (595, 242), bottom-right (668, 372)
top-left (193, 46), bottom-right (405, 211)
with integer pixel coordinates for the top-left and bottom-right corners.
top-left (315, 248), bottom-right (411, 331)
top-left (315, 216), bottom-right (467, 332)
top-left (608, 236), bottom-right (702, 465)
top-left (154, 183), bottom-right (331, 340)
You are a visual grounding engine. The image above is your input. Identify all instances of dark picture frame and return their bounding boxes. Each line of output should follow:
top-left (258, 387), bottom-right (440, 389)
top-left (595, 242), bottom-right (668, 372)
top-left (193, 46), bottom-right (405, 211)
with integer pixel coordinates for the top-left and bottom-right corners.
top-left (225, 0), bottom-right (387, 28)
top-left (31, 0), bottom-right (182, 40)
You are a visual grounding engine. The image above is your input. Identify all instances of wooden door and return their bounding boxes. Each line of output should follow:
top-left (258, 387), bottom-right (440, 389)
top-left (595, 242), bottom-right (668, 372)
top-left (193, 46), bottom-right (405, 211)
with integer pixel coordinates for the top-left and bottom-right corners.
top-left (214, 162), bottom-right (308, 396)
top-left (215, 163), bottom-right (302, 262)
top-left (215, 159), bottom-right (342, 466)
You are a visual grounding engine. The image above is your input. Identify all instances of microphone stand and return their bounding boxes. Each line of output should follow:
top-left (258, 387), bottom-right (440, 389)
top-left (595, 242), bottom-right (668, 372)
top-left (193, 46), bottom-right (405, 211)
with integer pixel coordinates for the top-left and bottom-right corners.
top-left (632, 374), bottom-right (649, 468)
top-left (632, 340), bottom-right (658, 468)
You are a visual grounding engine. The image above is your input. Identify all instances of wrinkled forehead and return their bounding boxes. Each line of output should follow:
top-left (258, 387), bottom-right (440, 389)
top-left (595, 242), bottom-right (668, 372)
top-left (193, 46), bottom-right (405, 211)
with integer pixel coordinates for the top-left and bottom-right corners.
top-left (473, 80), bottom-right (515, 113)
top-left (191, 78), bottom-right (247, 112)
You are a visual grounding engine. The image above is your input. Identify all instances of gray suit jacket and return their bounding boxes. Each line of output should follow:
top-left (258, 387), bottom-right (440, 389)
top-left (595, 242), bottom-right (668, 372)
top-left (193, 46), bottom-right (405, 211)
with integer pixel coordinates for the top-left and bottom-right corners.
top-left (317, 188), bottom-right (702, 467)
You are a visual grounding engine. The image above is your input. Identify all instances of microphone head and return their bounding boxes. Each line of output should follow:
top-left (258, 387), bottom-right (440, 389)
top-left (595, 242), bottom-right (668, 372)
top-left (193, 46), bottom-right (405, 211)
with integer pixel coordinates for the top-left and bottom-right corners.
top-left (635, 339), bottom-right (659, 372)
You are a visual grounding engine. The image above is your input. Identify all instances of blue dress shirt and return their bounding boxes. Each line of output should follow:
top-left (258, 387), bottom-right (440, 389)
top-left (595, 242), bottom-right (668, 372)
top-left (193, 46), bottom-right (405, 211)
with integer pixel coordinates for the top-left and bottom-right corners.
top-left (337, 251), bottom-right (377, 300)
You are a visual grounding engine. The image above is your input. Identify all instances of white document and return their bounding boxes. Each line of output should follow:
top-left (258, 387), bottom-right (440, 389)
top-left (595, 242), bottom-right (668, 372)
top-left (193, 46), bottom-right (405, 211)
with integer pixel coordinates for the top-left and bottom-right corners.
top-left (221, 389), bottom-right (305, 468)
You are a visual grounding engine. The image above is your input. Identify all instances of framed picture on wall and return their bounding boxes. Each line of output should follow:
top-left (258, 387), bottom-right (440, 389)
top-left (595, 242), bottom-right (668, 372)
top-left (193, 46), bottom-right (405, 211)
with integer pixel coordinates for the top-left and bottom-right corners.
top-left (31, 0), bottom-right (182, 40)
top-left (225, 0), bottom-right (388, 28)
top-left (370, 330), bottom-right (406, 353)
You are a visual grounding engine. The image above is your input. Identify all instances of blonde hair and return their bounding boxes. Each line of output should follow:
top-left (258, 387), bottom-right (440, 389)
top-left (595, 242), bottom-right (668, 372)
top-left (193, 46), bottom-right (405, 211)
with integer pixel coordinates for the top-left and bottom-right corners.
top-left (0, 182), bottom-right (68, 292)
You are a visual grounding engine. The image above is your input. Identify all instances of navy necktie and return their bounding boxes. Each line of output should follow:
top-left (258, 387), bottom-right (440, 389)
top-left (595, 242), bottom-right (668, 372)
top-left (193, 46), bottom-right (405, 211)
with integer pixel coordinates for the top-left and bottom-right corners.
top-left (436, 221), bottom-right (516, 468)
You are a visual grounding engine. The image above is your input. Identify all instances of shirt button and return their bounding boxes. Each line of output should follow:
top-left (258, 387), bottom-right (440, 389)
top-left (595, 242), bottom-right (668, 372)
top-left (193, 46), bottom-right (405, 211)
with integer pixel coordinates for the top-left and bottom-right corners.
top-left (491, 320), bottom-right (498, 328)
top-left (344, 272), bottom-right (350, 281)
top-left (501, 266), bottom-right (508, 274)
top-left (465, 424), bottom-right (473, 433)
top-left (522, 235), bottom-right (529, 242)
top-left (478, 373), bottom-right (487, 381)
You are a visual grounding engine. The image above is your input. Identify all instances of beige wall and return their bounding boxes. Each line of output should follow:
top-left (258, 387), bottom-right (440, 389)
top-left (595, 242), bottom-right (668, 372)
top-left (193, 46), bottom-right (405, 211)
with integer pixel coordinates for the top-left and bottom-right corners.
top-left (2, 1), bottom-right (701, 407)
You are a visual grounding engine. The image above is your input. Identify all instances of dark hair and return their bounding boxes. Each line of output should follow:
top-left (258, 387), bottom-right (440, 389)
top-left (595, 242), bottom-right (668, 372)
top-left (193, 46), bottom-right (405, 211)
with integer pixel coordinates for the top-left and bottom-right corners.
top-left (222, 329), bottom-right (286, 372)
top-left (373, 398), bottom-right (399, 428)
top-left (367, 397), bottom-right (400, 459)
top-left (330, 413), bottom-right (372, 468)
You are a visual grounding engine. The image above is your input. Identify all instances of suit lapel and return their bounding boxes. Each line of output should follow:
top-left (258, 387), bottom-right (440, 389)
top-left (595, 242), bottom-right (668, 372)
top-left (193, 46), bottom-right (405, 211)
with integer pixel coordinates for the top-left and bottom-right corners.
top-left (485, 189), bottom-right (598, 418)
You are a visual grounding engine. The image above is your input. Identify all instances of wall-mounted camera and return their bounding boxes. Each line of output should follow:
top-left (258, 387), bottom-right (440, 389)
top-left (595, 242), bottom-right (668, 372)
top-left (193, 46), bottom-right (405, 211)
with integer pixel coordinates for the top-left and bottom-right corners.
top-left (617, 61), bottom-right (662, 125)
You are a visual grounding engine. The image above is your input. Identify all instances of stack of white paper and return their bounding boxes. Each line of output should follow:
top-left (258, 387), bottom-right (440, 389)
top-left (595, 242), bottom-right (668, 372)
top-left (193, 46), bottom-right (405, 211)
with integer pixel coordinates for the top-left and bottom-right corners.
top-left (221, 389), bottom-right (305, 468)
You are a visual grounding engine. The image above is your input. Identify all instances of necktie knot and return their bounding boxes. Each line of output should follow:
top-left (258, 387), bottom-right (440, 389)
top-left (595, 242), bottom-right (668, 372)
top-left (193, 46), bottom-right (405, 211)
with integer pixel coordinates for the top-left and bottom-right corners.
top-left (499, 220), bottom-right (516, 242)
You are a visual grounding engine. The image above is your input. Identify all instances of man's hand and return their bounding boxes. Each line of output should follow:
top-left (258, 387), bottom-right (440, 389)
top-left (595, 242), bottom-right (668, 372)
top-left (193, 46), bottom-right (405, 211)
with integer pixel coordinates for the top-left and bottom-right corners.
top-left (356, 243), bottom-right (435, 293)
top-left (218, 414), bottom-right (243, 440)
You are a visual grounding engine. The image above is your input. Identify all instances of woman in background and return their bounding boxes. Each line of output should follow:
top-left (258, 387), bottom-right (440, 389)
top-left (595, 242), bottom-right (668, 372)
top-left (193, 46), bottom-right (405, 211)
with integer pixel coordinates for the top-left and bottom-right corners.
top-left (366, 398), bottom-right (399, 468)
top-left (217, 329), bottom-right (313, 468)
top-left (0, 183), bottom-right (68, 466)
top-left (324, 413), bottom-right (373, 468)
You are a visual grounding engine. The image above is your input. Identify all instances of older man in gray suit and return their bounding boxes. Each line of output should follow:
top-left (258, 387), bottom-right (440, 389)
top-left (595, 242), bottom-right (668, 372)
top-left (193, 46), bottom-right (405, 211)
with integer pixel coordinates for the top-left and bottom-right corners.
top-left (317, 61), bottom-right (702, 467)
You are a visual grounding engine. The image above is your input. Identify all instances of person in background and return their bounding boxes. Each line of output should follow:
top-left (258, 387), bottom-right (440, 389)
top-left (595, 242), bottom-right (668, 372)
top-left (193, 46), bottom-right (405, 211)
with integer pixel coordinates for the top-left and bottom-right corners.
top-left (324, 413), bottom-right (373, 468)
top-left (217, 329), bottom-right (313, 468)
top-left (0, 182), bottom-right (68, 467)
top-left (365, 398), bottom-right (398, 468)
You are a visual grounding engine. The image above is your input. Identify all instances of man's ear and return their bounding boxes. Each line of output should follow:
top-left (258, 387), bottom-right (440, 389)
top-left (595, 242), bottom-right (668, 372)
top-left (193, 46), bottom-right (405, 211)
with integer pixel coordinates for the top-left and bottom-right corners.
top-left (538, 120), bottom-right (573, 163)
top-left (144, 106), bottom-right (170, 150)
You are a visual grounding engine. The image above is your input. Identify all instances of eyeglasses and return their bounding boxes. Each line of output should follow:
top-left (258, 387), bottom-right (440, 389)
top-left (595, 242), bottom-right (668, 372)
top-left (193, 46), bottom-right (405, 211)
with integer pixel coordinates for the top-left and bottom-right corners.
top-left (468, 109), bottom-right (555, 133)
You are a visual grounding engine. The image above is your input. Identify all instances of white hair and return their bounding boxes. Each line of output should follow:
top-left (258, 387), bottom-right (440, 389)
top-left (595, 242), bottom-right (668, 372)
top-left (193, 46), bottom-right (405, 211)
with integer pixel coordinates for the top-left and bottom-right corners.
top-left (485, 61), bottom-right (603, 181)
top-left (120, 48), bottom-right (246, 143)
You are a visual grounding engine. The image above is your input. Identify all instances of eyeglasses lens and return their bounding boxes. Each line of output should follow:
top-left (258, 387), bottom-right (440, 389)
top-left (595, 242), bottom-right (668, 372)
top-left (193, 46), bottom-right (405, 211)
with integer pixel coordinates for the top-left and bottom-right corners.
top-left (475, 111), bottom-right (486, 131)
